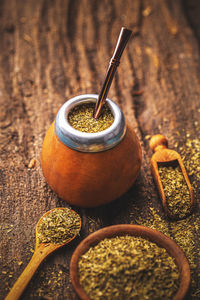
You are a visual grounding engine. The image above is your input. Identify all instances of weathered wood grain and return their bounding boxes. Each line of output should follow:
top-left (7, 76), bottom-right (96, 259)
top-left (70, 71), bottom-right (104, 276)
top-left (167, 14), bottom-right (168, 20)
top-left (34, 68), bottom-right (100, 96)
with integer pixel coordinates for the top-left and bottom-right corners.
top-left (0, 0), bottom-right (200, 299)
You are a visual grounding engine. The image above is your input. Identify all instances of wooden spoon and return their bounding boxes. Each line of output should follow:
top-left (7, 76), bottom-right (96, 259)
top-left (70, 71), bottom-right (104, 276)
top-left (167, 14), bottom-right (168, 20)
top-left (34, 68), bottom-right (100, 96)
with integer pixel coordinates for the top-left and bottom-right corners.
top-left (149, 134), bottom-right (194, 219)
top-left (6, 207), bottom-right (81, 300)
top-left (70, 224), bottom-right (191, 300)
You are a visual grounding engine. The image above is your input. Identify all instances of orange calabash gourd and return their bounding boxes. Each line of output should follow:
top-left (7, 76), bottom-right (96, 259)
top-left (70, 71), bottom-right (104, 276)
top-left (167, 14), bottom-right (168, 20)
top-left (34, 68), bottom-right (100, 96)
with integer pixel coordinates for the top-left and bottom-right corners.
top-left (41, 95), bottom-right (142, 207)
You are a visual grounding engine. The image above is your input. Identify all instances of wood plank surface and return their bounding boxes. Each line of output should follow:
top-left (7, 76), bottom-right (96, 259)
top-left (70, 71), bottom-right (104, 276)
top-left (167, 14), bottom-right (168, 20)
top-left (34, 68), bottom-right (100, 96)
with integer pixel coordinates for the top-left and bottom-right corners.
top-left (0, 0), bottom-right (200, 299)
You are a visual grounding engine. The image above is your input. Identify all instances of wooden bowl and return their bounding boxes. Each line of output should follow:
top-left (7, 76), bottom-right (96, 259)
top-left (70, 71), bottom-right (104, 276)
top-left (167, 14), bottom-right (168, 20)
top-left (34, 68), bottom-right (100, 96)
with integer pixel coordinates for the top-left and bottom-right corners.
top-left (70, 224), bottom-right (190, 300)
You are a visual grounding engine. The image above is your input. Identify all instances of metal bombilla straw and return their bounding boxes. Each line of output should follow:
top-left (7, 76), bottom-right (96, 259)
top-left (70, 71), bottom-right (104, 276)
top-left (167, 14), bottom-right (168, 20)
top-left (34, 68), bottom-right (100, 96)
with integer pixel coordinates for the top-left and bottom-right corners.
top-left (93, 27), bottom-right (132, 119)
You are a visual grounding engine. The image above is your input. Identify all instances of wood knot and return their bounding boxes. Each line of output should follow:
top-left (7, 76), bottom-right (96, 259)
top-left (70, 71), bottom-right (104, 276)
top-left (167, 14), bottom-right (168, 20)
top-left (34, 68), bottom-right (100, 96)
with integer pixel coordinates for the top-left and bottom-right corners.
top-left (149, 134), bottom-right (168, 152)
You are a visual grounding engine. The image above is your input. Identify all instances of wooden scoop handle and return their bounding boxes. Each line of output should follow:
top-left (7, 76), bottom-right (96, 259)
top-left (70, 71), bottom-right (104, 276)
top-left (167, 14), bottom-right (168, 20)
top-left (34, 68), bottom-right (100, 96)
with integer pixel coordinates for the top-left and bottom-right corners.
top-left (149, 134), bottom-right (168, 152)
top-left (5, 244), bottom-right (58, 300)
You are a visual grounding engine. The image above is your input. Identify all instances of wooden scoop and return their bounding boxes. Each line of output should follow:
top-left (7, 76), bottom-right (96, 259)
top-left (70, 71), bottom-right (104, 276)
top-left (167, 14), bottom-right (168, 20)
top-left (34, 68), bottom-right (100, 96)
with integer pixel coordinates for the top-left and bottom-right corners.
top-left (149, 134), bottom-right (194, 219)
top-left (6, 207), bottom-right (81, 300)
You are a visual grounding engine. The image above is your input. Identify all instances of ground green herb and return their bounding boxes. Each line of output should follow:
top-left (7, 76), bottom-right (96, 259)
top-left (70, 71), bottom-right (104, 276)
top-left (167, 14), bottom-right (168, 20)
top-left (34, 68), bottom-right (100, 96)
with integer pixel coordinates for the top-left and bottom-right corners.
top-left (68, 102), bottom-right (114, 133)
top-left (179, 137), bottom-right (200, 191)
top-left (134, 207), bottom-right (200, 300)
top-left (158, 165), bottom-right (191, 218)
top-left (174, 135), bottom-right (200, 298)
top-left (37, 208), bottom-right (81, 244)
top-left (78, 235), bottom-right (179, 300)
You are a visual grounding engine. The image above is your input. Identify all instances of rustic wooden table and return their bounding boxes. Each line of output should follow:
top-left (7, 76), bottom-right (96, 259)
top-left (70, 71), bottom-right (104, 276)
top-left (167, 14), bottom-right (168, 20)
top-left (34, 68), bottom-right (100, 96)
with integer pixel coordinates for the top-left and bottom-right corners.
top-left (1, 0), bottom-right (200, 299)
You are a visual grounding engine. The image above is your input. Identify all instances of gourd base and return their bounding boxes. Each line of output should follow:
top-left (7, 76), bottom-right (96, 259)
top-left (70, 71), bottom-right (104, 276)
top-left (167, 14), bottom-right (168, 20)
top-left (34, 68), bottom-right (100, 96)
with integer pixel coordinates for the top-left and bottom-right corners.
top-left (41, 123), bottom-right (142, 207)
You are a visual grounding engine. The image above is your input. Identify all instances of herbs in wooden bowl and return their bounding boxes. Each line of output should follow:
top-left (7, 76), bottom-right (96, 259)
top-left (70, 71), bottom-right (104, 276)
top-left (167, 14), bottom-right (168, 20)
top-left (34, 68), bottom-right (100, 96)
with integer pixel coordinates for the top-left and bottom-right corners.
top-left (70, 224), bottom-right (190, 300)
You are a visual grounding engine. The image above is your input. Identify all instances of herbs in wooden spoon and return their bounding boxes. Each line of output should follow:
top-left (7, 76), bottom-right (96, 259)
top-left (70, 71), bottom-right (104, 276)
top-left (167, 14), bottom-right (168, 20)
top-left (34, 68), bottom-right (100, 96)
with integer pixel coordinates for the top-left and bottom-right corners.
top-left (6, 208), bottom-right (81, 300)
top-left (37, 208), bottom-right (81, 244)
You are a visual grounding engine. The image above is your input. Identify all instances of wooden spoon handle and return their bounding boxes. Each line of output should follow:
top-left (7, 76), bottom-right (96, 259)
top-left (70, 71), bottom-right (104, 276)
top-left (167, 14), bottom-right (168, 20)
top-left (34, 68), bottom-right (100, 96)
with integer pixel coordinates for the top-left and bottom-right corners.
top-left (5, 244), bottom-right (56, 300)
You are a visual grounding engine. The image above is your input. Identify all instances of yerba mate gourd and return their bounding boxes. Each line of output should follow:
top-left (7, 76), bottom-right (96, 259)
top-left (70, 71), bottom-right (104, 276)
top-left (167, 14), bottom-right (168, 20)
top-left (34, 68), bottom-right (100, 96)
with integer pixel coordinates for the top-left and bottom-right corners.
top-left (41, 94), bottom-right (142, 207)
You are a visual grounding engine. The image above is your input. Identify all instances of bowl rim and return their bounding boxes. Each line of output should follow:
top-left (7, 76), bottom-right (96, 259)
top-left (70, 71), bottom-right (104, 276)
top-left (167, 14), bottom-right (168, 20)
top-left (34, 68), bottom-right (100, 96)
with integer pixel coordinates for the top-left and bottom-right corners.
top-left (70, 224), bottom-right (190, 300)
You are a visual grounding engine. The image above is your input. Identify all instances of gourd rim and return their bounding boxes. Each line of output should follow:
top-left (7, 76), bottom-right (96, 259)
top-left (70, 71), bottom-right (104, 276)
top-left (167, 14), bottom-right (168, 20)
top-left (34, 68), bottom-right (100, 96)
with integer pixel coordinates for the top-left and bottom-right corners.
top-left (55, 94), bottom-right (126, 152)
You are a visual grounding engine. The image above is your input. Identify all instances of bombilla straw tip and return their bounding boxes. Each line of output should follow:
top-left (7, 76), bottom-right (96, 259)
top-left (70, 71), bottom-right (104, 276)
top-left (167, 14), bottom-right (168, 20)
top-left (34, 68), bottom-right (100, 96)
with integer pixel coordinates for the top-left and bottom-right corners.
top-left (121, 27), bottom-right (132, 34)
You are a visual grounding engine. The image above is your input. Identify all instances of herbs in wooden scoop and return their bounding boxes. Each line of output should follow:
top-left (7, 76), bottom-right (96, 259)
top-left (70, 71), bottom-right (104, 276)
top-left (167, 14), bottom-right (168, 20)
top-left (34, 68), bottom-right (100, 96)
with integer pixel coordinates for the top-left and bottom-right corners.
top-left (78, 235), bottom-right (179, 300)
top-left (68, 102), bottom-right (114, 133)
top-left (37, 208), bottom-right (81, 244)
top-left (159, 165), bottom-right (191, 218)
